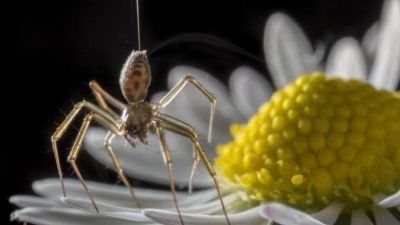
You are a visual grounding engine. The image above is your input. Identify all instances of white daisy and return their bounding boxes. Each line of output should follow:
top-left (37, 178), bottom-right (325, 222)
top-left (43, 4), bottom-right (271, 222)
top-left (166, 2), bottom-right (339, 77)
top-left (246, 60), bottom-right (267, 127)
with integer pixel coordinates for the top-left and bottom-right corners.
top-left (10, 0), bottom-right (400, 225)
top-left (10, 64), bottom-right (270, 225)
top-left (265, 0), bottom-right (400, 90)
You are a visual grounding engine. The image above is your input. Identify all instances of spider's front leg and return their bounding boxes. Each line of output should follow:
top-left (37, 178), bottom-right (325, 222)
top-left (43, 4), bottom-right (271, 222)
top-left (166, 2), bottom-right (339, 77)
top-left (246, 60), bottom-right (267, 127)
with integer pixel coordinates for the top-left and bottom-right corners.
top-left (89, 80), bottom-right (126, 119)
top-left (158, 75), bottom-right (216, 143)
top-left (51, 101), bottom-right (124, 212)
top-left (157, 75), bottom-right (216, 193)
top-left (156, 113), bottom-right (231, 225)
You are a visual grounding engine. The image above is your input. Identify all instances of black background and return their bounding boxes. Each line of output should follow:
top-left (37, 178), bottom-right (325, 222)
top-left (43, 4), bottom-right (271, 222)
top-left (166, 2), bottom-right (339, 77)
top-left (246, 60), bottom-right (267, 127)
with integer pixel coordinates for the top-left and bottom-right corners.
top-left (4, 0), bottom-right (383, 224)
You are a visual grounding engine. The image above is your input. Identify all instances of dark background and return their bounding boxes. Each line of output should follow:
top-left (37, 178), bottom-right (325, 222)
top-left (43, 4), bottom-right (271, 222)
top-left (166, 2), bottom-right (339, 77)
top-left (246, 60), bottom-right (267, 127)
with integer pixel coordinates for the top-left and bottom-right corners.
top-left (4, 0), bottom-right (383, 223)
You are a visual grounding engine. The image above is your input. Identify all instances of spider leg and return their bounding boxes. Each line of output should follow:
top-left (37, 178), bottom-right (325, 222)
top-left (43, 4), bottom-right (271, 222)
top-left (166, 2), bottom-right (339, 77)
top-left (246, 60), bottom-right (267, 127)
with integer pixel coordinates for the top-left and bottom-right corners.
top-left (158, 113), bottom-right (231, 225)
top-left (68, 112), bottom-right (99, 212)
top-left (104, 131), bottom-right (140, 208)
top-left (188, 149), bottom-right (200, 194)
top-left (89, 80), bottom-right (126, 119)
top-left (51, 101), bottom-right (123, 212)
top-left (156, 125), bottom-right (185, 225)
top-left (158, 75), bottom-right (216, 143)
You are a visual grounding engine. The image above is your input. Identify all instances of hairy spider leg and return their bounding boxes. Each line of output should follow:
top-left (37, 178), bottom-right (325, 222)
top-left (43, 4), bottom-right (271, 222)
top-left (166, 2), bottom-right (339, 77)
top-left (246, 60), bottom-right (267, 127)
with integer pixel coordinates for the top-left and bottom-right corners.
top-left (89, 80), bottom-right (126, 119)
top-left (105, 131), bottom-right (140, 207)
top-left (157, 75), bottom-right (216, 193)
top-left (156, 126), bottom-right (185, 225)
top-left (89, 81), bottom-right (141, 207)
top-left (51, 101), bottom-right (139, 212)
top-left (158, 75), bottom-right (216, 144)
top-left (157, 113), bottom-right (231, 225)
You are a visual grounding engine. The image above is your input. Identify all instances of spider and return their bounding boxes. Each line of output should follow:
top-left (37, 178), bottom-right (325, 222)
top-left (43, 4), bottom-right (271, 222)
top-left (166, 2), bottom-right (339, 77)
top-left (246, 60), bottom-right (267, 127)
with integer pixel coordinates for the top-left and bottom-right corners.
top-left (50, 50), bottom-right (231, 225)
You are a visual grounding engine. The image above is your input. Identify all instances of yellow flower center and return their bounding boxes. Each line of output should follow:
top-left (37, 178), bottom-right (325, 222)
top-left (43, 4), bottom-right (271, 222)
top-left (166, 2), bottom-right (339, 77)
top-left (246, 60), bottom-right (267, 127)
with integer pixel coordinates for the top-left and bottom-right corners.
top-left (216, 72), bottom-right (400, 212)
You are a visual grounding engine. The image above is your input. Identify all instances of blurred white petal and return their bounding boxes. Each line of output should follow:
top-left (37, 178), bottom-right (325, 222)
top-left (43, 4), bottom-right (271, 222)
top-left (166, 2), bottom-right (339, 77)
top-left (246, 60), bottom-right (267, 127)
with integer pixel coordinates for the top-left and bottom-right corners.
top-left (369, 0), bottom-right (400, 90)
top-left (11, 207), bottom-right (155, 225)
top-left (143, 206), bottom-right (265, 225)
top-left (62, 197), bottom-right (140, 213)
top-left (326, 37), bottom-right (367, 81)
top-left (229, 66), bottom-right (274, 118)
top-left (373, 193), bottom-right (389, 204)
top-left (362, 22), bottom-right (380, 62)
top-left (9, 195), bottom-right (61, 208)
top-left (61, 197), bottom-right (151, 222)
top-left (372, 206), bottom-right (400, 225)
top-left (33, 178), bottom-right (217, 208)
top-left (150, 91), bottom-right (167, 103)
top-left (311, 202), bottom-right (343, 225)
top-left (378, 190), bottom-right (400, 208)
top-left (63, 193), bottom-right (238, 216)
top-left (85, 127), bottom-right (214, 187)
top-left (178, 193), bottom-right (239, 214)
top-left (264, 12), bottom-right (317, 88)
top-left (260, 202), bottom-right (326, 225)
top-left (350, 210), bottom-right (374, 225)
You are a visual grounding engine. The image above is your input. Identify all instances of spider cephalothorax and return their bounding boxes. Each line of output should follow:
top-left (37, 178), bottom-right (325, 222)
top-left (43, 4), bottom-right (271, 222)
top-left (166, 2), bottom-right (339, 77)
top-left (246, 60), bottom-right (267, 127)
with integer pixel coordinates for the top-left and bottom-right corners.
top-left (122, 101), bottom-right (156, 145)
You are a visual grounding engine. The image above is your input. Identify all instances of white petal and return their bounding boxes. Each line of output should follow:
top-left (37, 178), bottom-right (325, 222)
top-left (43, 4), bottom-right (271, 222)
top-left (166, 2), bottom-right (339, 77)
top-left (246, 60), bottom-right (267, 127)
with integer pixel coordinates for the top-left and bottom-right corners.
top-left (105, 211), bottom-right (157, 223)
top-left (84, 127), bottom-right (214, 187)
top-left (9, 195), bottom-right (61, 208)
top-left (62, 197), bottom-right (141, 213)
top-left (311, 202), bottom-right (343, 225)
top-left (264, 13), bottom-right (317, 88)
top-left (350, 210), bottom-right (374, 225)
top-left (378, 190), bottom-right (400, 208)
top-left (143, 206), bottom-right (265, 225)
top-left (369, 0), bottom-right (400, 90)
top-left (62, 193), bottom-right (237, 216)
top-left (150, 91), bottom-right (168, 103)
top-left (229, 66), bottom-right (274, 118)
top-left (260, 202), bottom-right (327, 225)
top-left (11, 207), bottom-right (155, 225)
top-left (326, 37), bottom-right (367, 81)
top-left (362, 22), bottom-right (380, 62)
top-left (61, 197), bottom-right (152, 222)
top-left (33, 178), bottom-right (218, 209)
top-left (372, 206), bottom-right (400, 225)
top-left (373, 193), bottom-right (389, 204)
top-left (178, 193), bottom-right (239, 214)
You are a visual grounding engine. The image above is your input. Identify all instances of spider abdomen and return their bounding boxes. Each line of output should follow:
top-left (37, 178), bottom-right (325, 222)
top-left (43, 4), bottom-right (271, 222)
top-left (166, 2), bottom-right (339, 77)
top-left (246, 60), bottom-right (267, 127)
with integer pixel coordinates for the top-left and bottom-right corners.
top-left (120, 50), bottom-right (151, 102)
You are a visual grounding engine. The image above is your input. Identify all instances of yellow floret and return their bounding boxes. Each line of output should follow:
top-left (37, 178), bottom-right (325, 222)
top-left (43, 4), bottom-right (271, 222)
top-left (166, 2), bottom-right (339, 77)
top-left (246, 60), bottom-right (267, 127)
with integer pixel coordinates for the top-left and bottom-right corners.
top-left (215, 72), bottom-right (400, 212)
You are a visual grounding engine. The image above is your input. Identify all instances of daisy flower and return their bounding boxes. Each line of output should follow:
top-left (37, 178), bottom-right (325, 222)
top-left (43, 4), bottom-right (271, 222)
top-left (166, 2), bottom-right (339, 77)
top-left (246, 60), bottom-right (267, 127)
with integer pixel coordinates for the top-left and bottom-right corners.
top-left (10, 0), bottom-right (400, 225)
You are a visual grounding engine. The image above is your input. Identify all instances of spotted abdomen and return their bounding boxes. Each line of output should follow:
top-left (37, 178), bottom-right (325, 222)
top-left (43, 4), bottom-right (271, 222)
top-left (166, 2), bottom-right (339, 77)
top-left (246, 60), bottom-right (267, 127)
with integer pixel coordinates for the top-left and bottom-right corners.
top-left (119, 50), bottom-right (152, 102)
